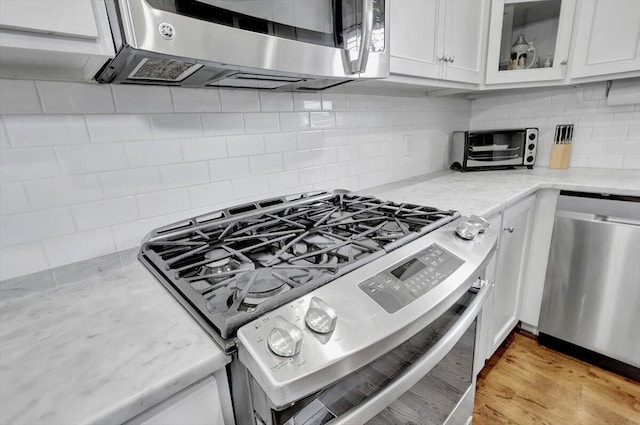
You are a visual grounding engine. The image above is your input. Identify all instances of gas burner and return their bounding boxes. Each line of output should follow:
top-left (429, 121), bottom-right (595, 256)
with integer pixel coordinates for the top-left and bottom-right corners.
top-left (232, 269), bottom-right (290, 310)
top-left (198, 248), bottom-right (252, 283)
top-left (377, 221), bottom-right (409, 239)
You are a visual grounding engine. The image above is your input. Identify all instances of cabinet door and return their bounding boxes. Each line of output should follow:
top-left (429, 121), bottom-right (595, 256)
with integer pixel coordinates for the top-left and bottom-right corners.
top-left (489, 195), bottom-right (534, 354)
top-left (485, 0), bottom-right (576, 84)
top-left (570, 0), bottom-right (640, 78)
top-left (390, 0), bottom-right (445, 79)
top-left (0, 0), bottom-right (99, 39)
top-left (474, 214), bottom-right (501, 375)
top-left (442, 0), bottom-right (489, 83)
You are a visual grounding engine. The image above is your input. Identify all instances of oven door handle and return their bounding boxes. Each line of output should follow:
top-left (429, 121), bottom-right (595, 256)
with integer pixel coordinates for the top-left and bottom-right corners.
top-left (327, 280), bottom-right (493, 425)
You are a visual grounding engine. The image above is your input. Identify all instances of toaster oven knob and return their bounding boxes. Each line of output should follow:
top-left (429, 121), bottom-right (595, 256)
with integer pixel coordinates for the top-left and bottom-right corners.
top-left (305, 297), bottom-right (338, 334)
top-left (268, 316), bottom-right (303, 357)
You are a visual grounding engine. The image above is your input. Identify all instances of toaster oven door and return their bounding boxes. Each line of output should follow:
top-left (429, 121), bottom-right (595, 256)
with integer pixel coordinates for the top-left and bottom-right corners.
top-left (466, 131), bottom-right (526, 167)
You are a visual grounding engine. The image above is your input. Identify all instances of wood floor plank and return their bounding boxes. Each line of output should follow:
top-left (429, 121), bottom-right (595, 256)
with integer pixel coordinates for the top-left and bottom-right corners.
top-left (474, 332), bottom-right (640, 425)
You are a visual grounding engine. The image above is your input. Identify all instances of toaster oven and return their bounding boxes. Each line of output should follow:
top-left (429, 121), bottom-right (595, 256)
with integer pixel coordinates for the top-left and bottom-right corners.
top-left (450, 128), bottom-right (538, 171)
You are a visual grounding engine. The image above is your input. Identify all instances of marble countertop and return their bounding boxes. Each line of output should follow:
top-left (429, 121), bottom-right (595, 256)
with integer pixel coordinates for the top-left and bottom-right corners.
top-left (363, 167), bottom-right (640, 218)
top-left (0, 250), bottom-right (229, 425)
top-left (0, 167), bottom-right (638, 425)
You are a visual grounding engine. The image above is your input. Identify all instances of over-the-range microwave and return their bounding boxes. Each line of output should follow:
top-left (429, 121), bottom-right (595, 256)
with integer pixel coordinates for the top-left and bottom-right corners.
top-left (96, 0), bottom-right (389, 91)
top-left (450, 128), bottom-right (538, 171)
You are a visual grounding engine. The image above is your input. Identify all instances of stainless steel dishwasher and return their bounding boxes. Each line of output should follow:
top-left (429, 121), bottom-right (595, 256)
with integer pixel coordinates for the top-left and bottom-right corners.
top-left (539, 191), bottom-right (640, 381)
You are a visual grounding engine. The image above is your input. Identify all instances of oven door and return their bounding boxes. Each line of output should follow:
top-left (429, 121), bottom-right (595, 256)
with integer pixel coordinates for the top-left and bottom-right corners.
top-left (116, 0), bottom-right (388, 79)
top-left (251, 281), bottom-right (491, 425)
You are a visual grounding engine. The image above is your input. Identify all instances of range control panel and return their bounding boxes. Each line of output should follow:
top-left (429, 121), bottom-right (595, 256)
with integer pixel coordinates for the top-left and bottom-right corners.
top-left (358, 244), bottom-right (464, 313)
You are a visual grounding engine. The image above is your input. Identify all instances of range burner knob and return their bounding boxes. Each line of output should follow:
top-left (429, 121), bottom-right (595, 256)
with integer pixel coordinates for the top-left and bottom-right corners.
top-left (268, 316), bottom-right (303, 357)
top-left (305, 297), bottom-right (338, 334)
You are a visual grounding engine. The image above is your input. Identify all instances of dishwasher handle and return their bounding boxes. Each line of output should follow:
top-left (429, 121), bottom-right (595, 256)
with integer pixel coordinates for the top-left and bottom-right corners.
top-left (557, 210), bottom-right (640, 227)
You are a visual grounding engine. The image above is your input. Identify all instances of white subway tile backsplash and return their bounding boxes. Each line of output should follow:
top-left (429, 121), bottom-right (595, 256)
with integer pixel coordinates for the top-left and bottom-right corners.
top-left (226, 134), bottom-right (265, 157)
top-left (606, 139), bottom-right (640, 155)
top-left (279, 112), bottom-right (310, 131)
top-left (283, 150), bottom-right (313, 170)
top-left (264, 132), bottom-right (296, 153)
top-left (150, 113), bottom-right (203, 139)
top-left (112, 85), bottom-right (174, 113)
top-left (249, 153), bottom-right (284, 175)
top-left (0, 183), bottom-right (30, 215)
top-left (551, 90), bottom-right (583, 104)
top-left (71, 197), bottom-right (138, 231)
top-left (188, 181), bottom-right (233, 209)
top-left (209, 157), bottom-right (250, 181)
top-left (0, 118), bottom-right (9, 148)
top-left (112, 216), bottom-right (168, 251)
top-left (299, 166), bottom-right (325, 185)
top-left (0, 80), bottom-right (42, 114)
top-left (321, 94), bottom-right (347, 111)
top-left (296, 131), bottom-right (324, 150)
top-left (56, 144), bottom-right (128, 174)
top-left (325, 163), bottom-right (350, 179)
top-left (308, 112), bottom-right (335, 130)
top-left (181, 136), bottom-right (227, 161)
top-left (592, 126), bottom-right (628, 140)
top-left (268, 171), bottom-right (300, 192)
top-left (312, 147), bottom-right (337, 166)
top-left (36, 81), bottom-right (115, 114)
top-left (125, 140), bottom-right (183, 167)
top-left (4, 114), bottom-right (90, 146)
top-left (0, 242), bottom-right (49, 281)
top-left (497, 93), bottom-right (523, 106)
top-left (86, 114), bottom-right (152, 143)
top-left (612, 111), bottom-right (640, 126)
top-left (587, 154), bottom-right (624, 169)
top-left (137, 188), bottom-right (191, 218)
top-left (337, 145), bottom-right (359, 162)
top-left (220, 90), bottom-right (260, 112)
top-left (43, 228), bottom-right (115, 268)
top-left (335, 111), bottom-right (359, 128)
top-left (244, 113), bottom-right (280, 134)
top-left (293, 93), bottom-right (322, 111)
top-left (231, 175), bottom-right (269, 199)
top-left (202, 113), bottom-right (245, 136)
top-left (0, 207), bottom-right (75, 248)
top-left (160, 162), bottom-right (210, 188)
top-left (100, 167), bottom-right (162, 198)
top-left (534, 104), bottom-right (565, 118)
top-left (323, 129), bottom-right (348, 146)
top-left (171, 87), bottom-right (221, 113)
top-left (578, 113), bottom-right (613, 127)
top-left (259, 92), bottom-right (293, 112)
top-left (0, 147), bottom-right (60, 183)
top-left (622, 155), bottom-right (640, 169)
top-left (25, 174), bottom-right (103, 210)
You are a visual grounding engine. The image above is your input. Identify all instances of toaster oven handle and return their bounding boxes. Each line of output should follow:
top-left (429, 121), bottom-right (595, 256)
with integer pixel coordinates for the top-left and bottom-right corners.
top-left (349, 0), bottom-right (374, 74)
top-left (326, 280), bottom-right (493, 425)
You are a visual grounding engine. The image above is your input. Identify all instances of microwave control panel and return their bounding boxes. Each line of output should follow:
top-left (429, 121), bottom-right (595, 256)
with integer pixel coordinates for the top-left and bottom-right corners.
top-left (358, 243), bottom-right (464, 313)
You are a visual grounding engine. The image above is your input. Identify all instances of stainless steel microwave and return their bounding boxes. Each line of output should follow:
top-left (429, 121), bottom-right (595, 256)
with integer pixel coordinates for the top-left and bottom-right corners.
top-left (450, 128), bottom-right (538, 171)
top-left (96, 0), bottom-right (389, 91)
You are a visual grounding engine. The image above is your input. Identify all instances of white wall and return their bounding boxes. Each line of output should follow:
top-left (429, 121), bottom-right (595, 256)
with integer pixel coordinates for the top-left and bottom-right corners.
top-left (0, 79), bottom-right (470, 280)
top-left (470, 82), bottom-right (640, 169)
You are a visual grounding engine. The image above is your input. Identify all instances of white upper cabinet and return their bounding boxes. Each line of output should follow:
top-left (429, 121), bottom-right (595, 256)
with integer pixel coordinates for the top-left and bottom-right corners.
top-left (0, 0), bottom-right (114, 81)
top-left (570, 0), bottom-right (640, 79)
top-left (390, 0), bottom-right (489, 84)
top-left (485, 0), bottom-right (576, 84)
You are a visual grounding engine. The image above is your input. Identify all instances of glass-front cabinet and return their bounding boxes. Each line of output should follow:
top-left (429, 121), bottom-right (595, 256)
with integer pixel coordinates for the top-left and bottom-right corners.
top-left (485, 0), bottom-right (576, 84)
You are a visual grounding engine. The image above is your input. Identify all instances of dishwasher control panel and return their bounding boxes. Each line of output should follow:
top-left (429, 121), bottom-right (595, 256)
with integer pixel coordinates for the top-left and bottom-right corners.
top-left (358, 243), bottom-right (464, 313)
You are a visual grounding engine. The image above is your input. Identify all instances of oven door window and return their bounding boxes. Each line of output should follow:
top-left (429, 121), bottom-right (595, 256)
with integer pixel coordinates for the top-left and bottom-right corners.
top-left (269, 292), bottom-right (476, 425)
top-left (146, 0), bottom-right (367, 49)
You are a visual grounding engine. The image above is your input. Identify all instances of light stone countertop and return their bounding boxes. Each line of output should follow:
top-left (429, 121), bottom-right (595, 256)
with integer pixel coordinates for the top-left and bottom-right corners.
top-left (0, 167), bottom-right (638, 425)
top-left (0, 250), bottom-right (229, 425)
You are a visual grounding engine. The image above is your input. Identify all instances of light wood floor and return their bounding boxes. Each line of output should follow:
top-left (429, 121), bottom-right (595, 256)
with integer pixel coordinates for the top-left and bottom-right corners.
top-left (473, 332), bottom-right (640, 425)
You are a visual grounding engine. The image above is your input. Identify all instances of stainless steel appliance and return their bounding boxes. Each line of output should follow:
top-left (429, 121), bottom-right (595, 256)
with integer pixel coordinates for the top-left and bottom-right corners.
top-left (96, 0), bottom-right (389, 90)
top-left (450, 128), bottom-right (538, 171)
top-left (139, 190), bottom-right (497, 424)
top-left (539, 191), bottom-right (640, 381)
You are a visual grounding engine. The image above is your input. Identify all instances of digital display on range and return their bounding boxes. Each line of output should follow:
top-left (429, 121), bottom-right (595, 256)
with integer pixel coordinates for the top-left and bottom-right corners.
top-left (390, 258), bottom-right (426, 281)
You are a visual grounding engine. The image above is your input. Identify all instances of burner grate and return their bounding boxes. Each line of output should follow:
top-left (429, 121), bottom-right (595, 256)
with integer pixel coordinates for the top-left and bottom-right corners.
top-left (139, 190), bottom-right (458, 349)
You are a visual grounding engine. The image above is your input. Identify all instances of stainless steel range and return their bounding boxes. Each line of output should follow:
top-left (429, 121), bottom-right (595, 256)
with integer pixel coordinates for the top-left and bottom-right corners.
top-left (139, 190), bottom-right (497, 425)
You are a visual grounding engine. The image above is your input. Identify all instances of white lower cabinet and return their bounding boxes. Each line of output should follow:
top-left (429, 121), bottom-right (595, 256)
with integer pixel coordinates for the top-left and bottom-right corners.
top-left (487, 195), bottom-right (535, 356)
top-left (125, 369), bottom-right (233, 425)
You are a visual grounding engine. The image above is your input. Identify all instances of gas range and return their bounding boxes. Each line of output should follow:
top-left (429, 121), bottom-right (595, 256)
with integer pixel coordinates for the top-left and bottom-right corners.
top-left (139, 190), bottom-right (460, 352)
